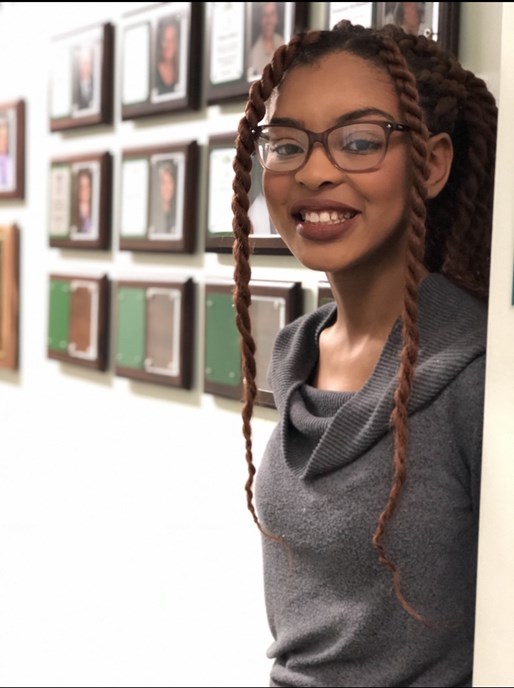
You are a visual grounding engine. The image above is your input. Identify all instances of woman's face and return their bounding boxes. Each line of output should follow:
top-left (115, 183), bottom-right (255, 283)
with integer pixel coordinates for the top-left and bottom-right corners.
top-left (160, 168), bottom-right (175, 205)
top-left (161, 24), bottom-right (178, 62)
top-left (78, 172), bottom-right (91, 204)
top-left (262, 52), bottom-right (411, 278)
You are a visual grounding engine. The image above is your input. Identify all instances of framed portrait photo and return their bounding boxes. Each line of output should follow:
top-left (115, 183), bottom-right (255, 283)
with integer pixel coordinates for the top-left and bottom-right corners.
top-left (114, 277), bottom-right (194, 389)
top-left (119, 141), bottom-right (198, 254)
top-left (206, 134), bottom-right (289, 255)
top-left (49, 22), bottom-right (114, 131)
top-left (205, 1), bottom-right (309, 105)
top-left (0, 100), bottom-right (25, 200)
top-left (0, 224), bottom-right (20, 370)
top-left (204, 279), bottom-right (302, 407)
top-left (121, 1), bottom-right (203, 120)
top-left (374, 2), bottom-right (460, 55)
top-left (48, 152), bottom-right (112, 250)
top-left (47, 273), bottom-right (110, 371)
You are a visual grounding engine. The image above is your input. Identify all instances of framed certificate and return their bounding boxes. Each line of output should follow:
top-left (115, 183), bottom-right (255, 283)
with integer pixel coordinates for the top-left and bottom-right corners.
top-left (47, 274), bottom-right (110, 371)
top-left (119, 141), bottom-right (198, 254)
top-left (204, 279), bottom-right (302, 407)
top-left (0, 100), bottom-right (25, 200)
top-left (48, 152), bottom-right (112, 250)
top-left (121, 1), bottom-right (203, 120)
top-left (205, 2), bottom-right (309, 105)
top-left (0, 224), bottom-right (19, 370)
top-left (49, 22), bottom-right (114, 131)
top-left (115, 277), bottom-right (194, 389)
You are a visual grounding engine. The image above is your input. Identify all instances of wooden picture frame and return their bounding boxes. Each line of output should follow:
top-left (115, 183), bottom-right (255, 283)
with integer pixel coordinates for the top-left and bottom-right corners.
top-left (205, 2), bottom-right (309, 105)
top-left (121, 2), bottom-right (203, 121)
top-left (47, 274), bottom-right (110, 371)
top-left (206, 133), bottom-right (289, 255)
top-left (374, 2), bottom-right (460, 55)
top-left (0, 100), bottom-right (25, 200)
top-left (0, 224), bottom-right (19, 370)
top-left (49, 22), bottom-right (114, 131)
top-left (204, 279), bottom-right (303, 407)
top-left (48, 152), bottom-right (112, 250)
top-left (114, 277), bottom-right (194, 389)
top-left (119, 141), bottom-right (198, 254)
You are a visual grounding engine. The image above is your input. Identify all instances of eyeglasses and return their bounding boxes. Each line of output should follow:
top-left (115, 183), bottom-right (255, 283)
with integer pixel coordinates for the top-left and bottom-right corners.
top-left (252, 120), bottom-right (411, 173)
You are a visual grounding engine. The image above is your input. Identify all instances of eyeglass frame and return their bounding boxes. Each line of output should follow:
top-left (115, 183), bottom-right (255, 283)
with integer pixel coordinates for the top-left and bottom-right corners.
top-left (251, 120), bottom-right (412, 174)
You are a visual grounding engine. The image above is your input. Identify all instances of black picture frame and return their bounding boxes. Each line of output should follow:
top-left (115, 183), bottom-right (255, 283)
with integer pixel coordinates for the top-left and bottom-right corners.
top-left (47, 273), bottom-right (110, 371)
top-left (0, 224), bottom-right (20, 370)
top-left (49, 22), bottom-right (114, 132)
top-left (48, 152), bottom-right (112, 250)
top-left (121, 1), bottom-right (203, 121)
top-left (119, 141), bottom-right (198, 254)
top-left (205, 2), bottom-right (309, 105)
top-left (114, 277), bottom-right (194, 389)
top-left (204, 279), bottom-right (303, 407)
top-left (0, 100), bottom-right (25, 200)
top-left (374, 2), bottom-right (460, 55)
top-left (205, 133), bottom-right (290, 255)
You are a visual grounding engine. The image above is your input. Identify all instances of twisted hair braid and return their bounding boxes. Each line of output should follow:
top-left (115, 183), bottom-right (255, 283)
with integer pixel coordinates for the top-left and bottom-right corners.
top-left (231, 20), bottom-right (497, 620)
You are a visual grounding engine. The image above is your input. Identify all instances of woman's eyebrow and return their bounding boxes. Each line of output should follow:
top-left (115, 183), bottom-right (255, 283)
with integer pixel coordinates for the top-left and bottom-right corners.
top-left (268, 107), bottom-right (398, 127)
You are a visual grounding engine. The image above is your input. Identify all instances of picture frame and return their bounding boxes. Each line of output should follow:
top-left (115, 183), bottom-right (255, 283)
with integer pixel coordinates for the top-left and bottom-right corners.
top-left (204, 279), bottom-right (303, 407)
top-left (205, 133), bottom-right (289, 255)
top-left (323, 2), bottom-right (374, 29)
top-left (318, 282), bottom-right (335, 307)
top-left (48, 152), bottom-right (112, 250)
top-left (47, 273), bottom-right (110, 371)
top-left (0, 100), bottom-right (25, 200)
top-left (205, 2), bottom-right (309, 105)
top-left (119, 141), bottom-right (198, 254)
top-left (49, 22), bottom-right (114, 131)
top-left (374, 2), bottom-right (460, 55)
top-left (0, 224), bottom-right (20, 370)
top-left (114, 277), bottom-right (194, 389)
top-left (121, 2), bottom-right (203, 121)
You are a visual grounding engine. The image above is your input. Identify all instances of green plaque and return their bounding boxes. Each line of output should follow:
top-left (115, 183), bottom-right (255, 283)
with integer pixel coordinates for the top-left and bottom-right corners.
top-left (116, 287), bottom-right (146, 369)
top-left (205, 292), bottom-right (240, 386)
top-left (48, 279), bottom-right (70, 351)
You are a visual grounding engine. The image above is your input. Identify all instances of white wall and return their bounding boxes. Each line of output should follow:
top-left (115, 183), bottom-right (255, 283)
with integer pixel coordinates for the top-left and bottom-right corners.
top-left (0, 3), bottom-right (510, 687)
top-left (467, 3), bottom-right (514, 685)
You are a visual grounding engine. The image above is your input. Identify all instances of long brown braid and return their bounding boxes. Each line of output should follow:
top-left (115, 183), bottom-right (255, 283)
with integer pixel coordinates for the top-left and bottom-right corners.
top-left (231, 21), bottom-right (497, 619)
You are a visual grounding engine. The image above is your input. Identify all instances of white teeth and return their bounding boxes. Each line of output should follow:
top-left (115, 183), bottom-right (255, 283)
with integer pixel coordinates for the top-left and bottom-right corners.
top-left (302, 210), bottom-right (355, 224)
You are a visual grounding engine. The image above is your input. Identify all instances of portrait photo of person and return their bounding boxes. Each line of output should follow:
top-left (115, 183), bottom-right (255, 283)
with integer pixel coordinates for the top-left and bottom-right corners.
top-left (71, 164), bottom-right (98, 239)
top-left (382, 2), bottom-right (434, 39)
top-left (150, 159), bottom-right (178, 237)
top-left (0, 109), bottom-right (15, 192)
top-left (72, 42), bottom-right (97, 113)
top-left (247, 2), bottom-right (286, 80)
top-left (153, 14), bottom-right (181, 98)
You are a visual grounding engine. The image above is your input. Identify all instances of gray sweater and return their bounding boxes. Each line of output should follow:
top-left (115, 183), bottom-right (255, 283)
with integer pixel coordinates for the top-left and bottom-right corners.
top-left (255, 274), bottom-right (487, 687)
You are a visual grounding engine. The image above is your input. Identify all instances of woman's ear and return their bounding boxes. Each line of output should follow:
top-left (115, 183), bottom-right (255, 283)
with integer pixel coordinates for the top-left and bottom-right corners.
top-left (426, 132), bottom-right (453, 199)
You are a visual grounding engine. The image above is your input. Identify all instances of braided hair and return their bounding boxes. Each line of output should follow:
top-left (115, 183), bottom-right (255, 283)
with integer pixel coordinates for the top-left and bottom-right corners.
top-left (231, 20), bottom-right (497, 621)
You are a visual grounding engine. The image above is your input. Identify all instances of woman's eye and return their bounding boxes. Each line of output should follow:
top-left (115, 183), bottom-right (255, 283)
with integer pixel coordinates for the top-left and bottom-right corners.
top-left (269, 141), bottom-right (304, 157)
top-left (343, 137), bottom-right (383, 154)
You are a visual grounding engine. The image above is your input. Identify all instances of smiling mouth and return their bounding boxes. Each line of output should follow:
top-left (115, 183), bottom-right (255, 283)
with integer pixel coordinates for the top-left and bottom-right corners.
top-left (299, 210), bottom-right (358, 225)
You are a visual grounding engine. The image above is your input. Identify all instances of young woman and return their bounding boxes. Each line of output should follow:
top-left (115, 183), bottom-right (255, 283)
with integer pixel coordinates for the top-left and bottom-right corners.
top-left (231, 20), bottom-right (497, 687)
